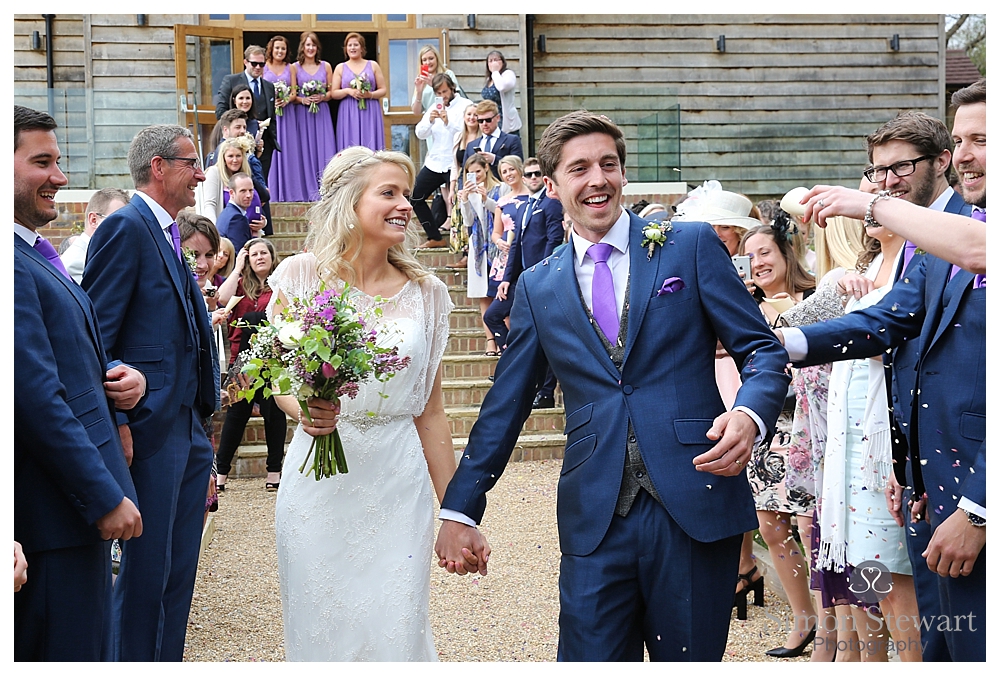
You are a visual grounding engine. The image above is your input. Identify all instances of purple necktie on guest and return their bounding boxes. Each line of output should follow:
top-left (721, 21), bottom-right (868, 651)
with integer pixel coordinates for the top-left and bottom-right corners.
top-left (949, 207), bottom-right (985, 285)
top-left (586, 242), bottom-right (619, 343)
top-left (33, 235), bottom-right (72, 281)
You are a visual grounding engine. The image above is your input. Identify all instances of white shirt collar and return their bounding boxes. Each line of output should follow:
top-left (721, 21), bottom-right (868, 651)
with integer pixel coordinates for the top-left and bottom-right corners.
top-left (571, 207), bottom-right (630, 267)
top-left (14, 222), bottom-right (38, 246)
top-left (134, 190), bottom-right (175, 231)
top-left (928, 186), bottom-right (956, 212)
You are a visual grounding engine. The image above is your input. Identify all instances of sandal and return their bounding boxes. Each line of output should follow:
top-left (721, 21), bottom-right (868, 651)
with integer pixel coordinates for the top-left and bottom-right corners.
top-left (484, 339), bottom-right (501, 357)
top-left (266, 472), bottom-right (280, 492)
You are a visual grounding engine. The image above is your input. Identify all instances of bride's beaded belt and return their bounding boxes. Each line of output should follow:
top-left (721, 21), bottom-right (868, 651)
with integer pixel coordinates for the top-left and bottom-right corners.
top-left (338, 412), bottom-right (409, 433)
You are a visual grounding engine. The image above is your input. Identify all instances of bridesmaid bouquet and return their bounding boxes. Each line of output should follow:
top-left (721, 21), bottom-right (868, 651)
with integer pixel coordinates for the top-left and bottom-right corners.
top-left (350, 73), bottom-right (373, 110)
top-left (240, 284), bottom-right (411, 479)
top-left (299, 79), bottom-right (327, 114)
top-left (273, 80), bottom-right (291, 116)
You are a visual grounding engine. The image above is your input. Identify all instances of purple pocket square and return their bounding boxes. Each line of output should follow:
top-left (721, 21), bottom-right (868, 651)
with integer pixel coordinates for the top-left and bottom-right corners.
top-left (657, 277), bottom-right (686, 296)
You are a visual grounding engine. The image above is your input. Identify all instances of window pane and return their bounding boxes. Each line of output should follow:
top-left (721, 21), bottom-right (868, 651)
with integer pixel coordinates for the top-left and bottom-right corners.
top-left (388, 37), bottom-right (440, 109)
top-left (387, 14), bottom-right (407, 22)
top-left (208, 14), bottom-right (229, 20)
top-left (317, 14), bottom-right (372, 22)
top-left (245, 14), bottom-right (302, 21)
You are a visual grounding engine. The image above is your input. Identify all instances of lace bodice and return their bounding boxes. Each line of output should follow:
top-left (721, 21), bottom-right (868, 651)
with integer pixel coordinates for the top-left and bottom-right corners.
top-left (267, 252), bottom-right (453, 417)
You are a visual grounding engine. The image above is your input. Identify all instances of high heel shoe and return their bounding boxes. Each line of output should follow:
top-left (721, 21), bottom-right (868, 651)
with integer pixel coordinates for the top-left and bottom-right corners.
top-left (733, 565), bottom-right (765, 620)
top-left (765, 627), bottom-right (817, 658)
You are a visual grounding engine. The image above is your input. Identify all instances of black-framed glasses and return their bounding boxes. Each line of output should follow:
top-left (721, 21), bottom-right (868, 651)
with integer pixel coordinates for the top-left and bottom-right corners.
top-left (523, 170), bottom-right (542, 178)
top-left (159, 156), bottom-right (203, 171)
top-left (247, 60), bottom-right (265, 68)
top-left (863, 155), bottom-right (934, 182)
top-left (477, 115), bottom-right (496, 124)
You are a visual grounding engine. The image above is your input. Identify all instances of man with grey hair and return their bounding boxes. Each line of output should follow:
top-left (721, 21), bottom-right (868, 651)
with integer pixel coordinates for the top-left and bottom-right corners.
top-left (83, 124), bottom-right (218, 661)
top-left (61, 187), bottom-right (130, 283)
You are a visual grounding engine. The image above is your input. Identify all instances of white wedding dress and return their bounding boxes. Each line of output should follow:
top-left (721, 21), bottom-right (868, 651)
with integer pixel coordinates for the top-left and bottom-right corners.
top-left (269, 253), bottom-right (453, 661)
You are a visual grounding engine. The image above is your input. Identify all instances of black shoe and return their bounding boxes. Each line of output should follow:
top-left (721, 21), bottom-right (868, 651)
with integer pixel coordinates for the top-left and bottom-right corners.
top-left (733, 565), bottom-right (765, 620)
top-left (487, 375), bottom-right (495, 382)
top-left (532, 393), bottom-right (555, 409)
top-left (765, 627), bottom-right (816, 658)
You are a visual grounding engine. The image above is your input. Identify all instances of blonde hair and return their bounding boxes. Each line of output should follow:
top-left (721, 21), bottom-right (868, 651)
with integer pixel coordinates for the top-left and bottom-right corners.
top-left (464, 154), bottom-right (500, 193)
top-left (218, 138), bottom-right (251, 187)
top-left (216, 237), bottom-right (236, 278)
top-left (497, 154), bottom-right (523, 176)
top-left (814, 216), bottom-right (866, 280)
top-left (418, 45), bottom-right (445, 74)
top-left (305, 146), bottom-right (432, 287)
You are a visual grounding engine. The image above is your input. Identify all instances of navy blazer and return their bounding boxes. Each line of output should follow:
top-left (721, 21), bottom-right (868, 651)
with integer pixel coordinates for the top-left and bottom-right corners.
top-left (83, 195), bottom-right (217, 460)
top-left (216, 201), bottom-right (253, 253)
top-left (442, 214), bottom-right (790, 555)
top-left (14, 236), bottom-right (137, 554)
top-left (463, 131), bottom-right (523, 177)
top-left (797, 252), bottom-right (985, 515)
top-left (502, 194), bottom-right (564, 285)
top-left (215, 72), bottom-right (280, 152)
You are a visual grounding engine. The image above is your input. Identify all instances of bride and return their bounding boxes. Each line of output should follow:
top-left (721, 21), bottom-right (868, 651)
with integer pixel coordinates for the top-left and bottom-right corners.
top-left (269, 147), bottom-right (486, 661)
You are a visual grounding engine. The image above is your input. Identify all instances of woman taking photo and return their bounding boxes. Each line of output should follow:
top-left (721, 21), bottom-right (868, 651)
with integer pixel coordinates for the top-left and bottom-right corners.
top-left (270, 147), bottom-right (474, 660)
top-left (263, 34), bottom-right (296, 201)
top-left (410, 44), bottom-right (463, 117)
top-left (284, 31), bottom-right (337, 202)
top-left (489, 155), bottom-right (529, 286)
top-left (738, 220), bottom-right (818, 658)
top-left (458, 153), bottom-right (502, 356)
top-left (481, 50), bottom-right (521, 134)
top-left (332, 33), bottom-right (387, 152)
top-left (215, 238), bottom-right (285, 492)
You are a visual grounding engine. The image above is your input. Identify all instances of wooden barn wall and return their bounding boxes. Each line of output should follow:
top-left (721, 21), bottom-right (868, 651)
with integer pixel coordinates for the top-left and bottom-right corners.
top-left (14, 14), bottom-right (198, 188)
top-left (528, 14), bottom-right (946, 199)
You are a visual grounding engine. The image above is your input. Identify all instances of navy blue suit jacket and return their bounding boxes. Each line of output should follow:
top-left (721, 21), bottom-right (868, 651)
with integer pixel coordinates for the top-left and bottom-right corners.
top-left (502, 194), bottom-right (564, 285)
top-left (216, 201), bottom-right (253, 253)
top-left (463, 131), bottom-right (523, 177)
top-left (442, 214), bottom-right (790, 555)
top-left (797, 251), bottom-right (985, 515)
top-left (82, 195), bottom-right (217, 460)
top-left (14, 236), bottom-right (138, 555)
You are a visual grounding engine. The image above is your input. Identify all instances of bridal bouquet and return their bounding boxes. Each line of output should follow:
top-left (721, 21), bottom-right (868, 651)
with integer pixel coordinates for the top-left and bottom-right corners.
top-left (273, 80), bottom-right (291, 116)
top-left (350, 73), bottom-right (372, 110)
top-left (299, 79), bottom-right (327, 114)
top-left (240, 284), bottom-right (411, 479)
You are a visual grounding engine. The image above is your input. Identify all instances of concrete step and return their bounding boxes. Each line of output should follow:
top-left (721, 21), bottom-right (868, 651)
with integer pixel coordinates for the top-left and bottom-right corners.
top-left (447, 284), bottom-right (479, 308)
top-left (440, 376), bottom-right (564, 407)
top-left (454, 432), bottom-right (567, 463)
top-left (446, 405), bottom-right (565, 437)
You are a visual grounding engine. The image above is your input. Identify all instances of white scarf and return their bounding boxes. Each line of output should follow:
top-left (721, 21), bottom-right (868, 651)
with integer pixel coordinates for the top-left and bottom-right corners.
top-left (816, 246), bottom-right (902, 571)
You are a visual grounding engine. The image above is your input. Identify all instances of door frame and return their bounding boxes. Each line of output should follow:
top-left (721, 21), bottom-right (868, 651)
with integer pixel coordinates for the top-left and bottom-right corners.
top-left (174, 24), bottom-right (243, 153)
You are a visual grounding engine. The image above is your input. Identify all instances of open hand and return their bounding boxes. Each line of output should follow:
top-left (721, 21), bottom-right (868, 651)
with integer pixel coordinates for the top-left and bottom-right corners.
top-left (693, 410), bottom-right (757, 476)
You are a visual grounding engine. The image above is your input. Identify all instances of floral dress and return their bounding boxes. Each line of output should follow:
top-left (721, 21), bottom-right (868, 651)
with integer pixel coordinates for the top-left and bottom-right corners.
top-left (489, 192), bottom-right (527, 281)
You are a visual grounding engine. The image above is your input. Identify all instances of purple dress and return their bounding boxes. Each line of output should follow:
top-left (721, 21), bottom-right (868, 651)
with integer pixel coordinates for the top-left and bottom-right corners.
top-left (336, 60), bottom-right (385, 152)
top-left (263, 62), bottom-right (295, 202)
top-left (272, 61), bottom-right (337, 202)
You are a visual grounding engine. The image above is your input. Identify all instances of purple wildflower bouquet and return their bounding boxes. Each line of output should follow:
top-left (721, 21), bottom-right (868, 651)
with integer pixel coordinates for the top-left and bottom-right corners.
top-left (240, 284), bottom-right (411, 479)
top-left (298, 79), bottom-right (327, 114)
top-left (349, 73), bottom-right (372, 110)
top-left (273, 80), bottom-right (291, 116)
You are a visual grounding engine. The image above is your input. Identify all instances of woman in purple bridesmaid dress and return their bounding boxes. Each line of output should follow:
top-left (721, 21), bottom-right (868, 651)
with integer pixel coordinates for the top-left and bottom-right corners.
top-left (281, 31), bottom-right (338, 202)
top-left (262, 35), bottom-right (297, 202)
top-left (331, 32), bottom-right (386, 152)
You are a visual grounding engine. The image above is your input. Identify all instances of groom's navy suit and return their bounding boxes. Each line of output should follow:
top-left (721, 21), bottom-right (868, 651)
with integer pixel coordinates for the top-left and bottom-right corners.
top-left (442, 213), bottom-right (790, 660)
top-left (83, 194), bottom-right (217, 661)
top-left (14, 234), bottom-right (138, 661)
top-left (794, 238), bottom-right (985, 660)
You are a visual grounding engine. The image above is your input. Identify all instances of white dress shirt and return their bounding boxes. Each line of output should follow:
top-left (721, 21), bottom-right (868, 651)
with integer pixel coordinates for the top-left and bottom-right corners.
top-left (134, 190), bottom-right (176, 246)
top-left (61, 231), bottom-right (92, 284)
top-left (416, 95), bottom-right (472, 173)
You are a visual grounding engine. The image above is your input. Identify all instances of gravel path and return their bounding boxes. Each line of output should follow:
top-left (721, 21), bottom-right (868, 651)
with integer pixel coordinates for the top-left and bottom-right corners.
top-left (184, 460), bottom-right (808, 662)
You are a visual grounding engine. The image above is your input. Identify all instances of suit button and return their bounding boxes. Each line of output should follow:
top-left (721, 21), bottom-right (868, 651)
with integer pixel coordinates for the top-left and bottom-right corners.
top-left (628, 434), bottom-right (636, 443)
top-left (635, 470), bottom-right (644, 479)
top-left (622, 385), bottom-right (634, 395)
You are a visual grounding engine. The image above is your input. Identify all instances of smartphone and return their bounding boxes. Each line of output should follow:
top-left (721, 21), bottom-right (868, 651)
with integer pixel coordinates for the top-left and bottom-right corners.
top-left (420, 64), bottom-right (430, 78)
top-left (466, 172), bottom-right (476, 186)
top-left (434, 96), bottom-right (444, 110)
top-left (732, 255), bottom-right (752, 281)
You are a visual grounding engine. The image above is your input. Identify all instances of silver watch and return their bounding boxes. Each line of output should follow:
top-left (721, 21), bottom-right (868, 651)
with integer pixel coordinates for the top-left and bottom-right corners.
top-left (963, 509), bottom-right (986, 527)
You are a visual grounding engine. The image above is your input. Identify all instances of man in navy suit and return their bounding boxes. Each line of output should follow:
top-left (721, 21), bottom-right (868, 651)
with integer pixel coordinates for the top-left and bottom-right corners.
top-left (782, 80), bottom-right (986, 661)
top-left (436, 111), bottom-right (790, 660)
top-left (463, 100), bottom-right (523, 178)
top-left (216, 45), bottom-right (279, 180)
top-left (216, 172), bottom-right (264, 253)
top-left (858, 110), bottom-right (972, 661)
top-left (83, 124), bottom-right (218, 661)
top-left (14, 106), bottom-right (144, 661)
top-left (483, 157), bottom-right (564, 407)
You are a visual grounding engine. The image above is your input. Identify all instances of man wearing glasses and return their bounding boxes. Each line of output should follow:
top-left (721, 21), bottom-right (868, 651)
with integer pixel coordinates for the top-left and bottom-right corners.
top-left (61, 187), bottom-right (130, 284)
top-left (216, 45), bottom-right (280, 180)
top-left (83, 125), bottom-right (219, 661)
top-left (464, 99), bottom-right (523, 178)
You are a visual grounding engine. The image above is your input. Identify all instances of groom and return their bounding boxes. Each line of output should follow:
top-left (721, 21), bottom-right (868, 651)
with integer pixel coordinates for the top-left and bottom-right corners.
top-left (436, 111), bottom-right (790, 661)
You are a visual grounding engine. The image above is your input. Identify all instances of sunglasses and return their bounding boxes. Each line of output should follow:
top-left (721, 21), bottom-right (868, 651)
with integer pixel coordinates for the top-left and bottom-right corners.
top-left (248, 61), bottom-right (265, 68)
top-left (477, 115), bottom-right (496, 124)
top-left (523, 170), bottom-right (542, 178)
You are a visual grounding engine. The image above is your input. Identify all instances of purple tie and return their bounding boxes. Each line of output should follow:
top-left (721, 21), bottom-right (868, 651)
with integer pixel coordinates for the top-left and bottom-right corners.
top-left (168, 221), bottom-right (184, 261)
top-left (34, 236), bottom-right (72, 281)
top-left (950, 208), bottom-right (986, 285)
top-left (899, 240), bottom-right (918, 280)
top-left (586, 242), bottom-right (619, 343)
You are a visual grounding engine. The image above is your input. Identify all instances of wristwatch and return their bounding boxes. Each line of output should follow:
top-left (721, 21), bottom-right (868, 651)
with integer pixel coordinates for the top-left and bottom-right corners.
top-left (962, 509), bottom-right (986, 527)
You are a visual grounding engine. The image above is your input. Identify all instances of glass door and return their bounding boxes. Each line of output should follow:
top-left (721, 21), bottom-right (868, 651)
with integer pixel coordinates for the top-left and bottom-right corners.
top-left (381, 27), bottom-right (450, 160)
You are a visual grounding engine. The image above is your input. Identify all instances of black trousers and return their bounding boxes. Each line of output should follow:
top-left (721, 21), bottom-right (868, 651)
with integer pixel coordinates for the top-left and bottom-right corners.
top-left (216, 389), bottom-right (287, 475)
top-left (410, 166), bottom-right (451, 240)
top-left (484, 282), bottom-right (556, 398)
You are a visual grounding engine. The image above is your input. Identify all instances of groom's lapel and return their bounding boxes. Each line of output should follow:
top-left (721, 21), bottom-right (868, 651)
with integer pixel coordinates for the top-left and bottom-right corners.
top-left (621, 213), bottom-right (661, 365)
top-left (550, 238), bottom-right (620, 379)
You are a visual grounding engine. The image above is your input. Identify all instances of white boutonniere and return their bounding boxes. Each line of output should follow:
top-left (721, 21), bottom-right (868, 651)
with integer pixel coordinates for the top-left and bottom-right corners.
top-left (640, 221), bottom-right (673, 260)
top-left (182, 247), bottom-right (198, 276)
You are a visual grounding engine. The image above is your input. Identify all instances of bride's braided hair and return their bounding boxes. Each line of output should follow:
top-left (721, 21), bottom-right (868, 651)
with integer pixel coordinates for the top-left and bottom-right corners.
top-left (305, 146), bottom-right (431, 287)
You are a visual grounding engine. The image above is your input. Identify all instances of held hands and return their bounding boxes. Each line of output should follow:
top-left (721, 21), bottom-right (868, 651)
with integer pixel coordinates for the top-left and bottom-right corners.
top-left (104, 364), bottom-right (146, 410)
top-left (95, 497), bottom-right (143, 541)
top-left (435, 520), bottom-right (491, 576)
top-left (300, 396), bottom-right (341, 437)
top-left (923, 508), bottom-right (986, 578)
top-left (693, 410), bottom-right (757, 476)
